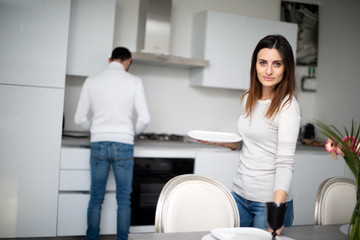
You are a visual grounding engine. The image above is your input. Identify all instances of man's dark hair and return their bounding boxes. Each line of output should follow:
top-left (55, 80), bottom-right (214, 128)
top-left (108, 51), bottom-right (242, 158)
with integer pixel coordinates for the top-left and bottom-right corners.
top-left (110, 47), bottom-right (132, 61)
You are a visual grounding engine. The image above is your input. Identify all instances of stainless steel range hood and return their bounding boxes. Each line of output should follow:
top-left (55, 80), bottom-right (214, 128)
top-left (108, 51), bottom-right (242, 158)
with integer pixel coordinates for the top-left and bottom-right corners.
top-left (132, 0), bottom-right (208, 68)
top-left (136, 0), bottom-right (171, 55)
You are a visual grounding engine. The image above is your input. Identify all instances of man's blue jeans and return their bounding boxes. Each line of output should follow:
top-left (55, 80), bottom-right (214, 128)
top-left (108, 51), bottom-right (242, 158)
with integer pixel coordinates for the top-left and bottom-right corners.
top-left (86, 142), bottom-right (134, 240)
top-left (231, 192), bottom-right (294, 229)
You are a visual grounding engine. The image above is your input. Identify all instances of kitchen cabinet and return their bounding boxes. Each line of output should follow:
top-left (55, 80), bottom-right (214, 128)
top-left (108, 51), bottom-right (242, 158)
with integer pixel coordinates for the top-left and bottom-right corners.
top-left (60, 170), bottom-right (116, 191)
top-left (66, 0), bottom-right (116, 77)
top-left (58, 145), bottom-right (238, 236)
top-left (194, 148), bottom-right (346, 226)
top-left (58, 193), bottom-right (117, 236)
top-left (0, 0), bottom-right (70, 88)
top-left (58, 146), bottom-right (196, 235)
top-left (59, 148), bottom-right (116, 191)
top-left (0, 0), bottom-right (70, 237)
top-left (58, 147), bottom-right (163, 235)
top-left (190, 11), bottom-right (247, 90)
top-left (58, 148), bottom-right (117, 236)
top-left (190, 11), bottom-right (297, 90)
top-left (0, 85), bottom-right (65, 237)
top-left (58, 144), bottom-right (343, 236)
top-left (194, 149), bottom-right (240, 190)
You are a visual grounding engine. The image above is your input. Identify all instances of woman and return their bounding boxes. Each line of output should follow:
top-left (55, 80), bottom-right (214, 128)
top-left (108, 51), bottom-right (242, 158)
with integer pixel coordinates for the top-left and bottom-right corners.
top-left (200, 35), bottom-right (300, 234)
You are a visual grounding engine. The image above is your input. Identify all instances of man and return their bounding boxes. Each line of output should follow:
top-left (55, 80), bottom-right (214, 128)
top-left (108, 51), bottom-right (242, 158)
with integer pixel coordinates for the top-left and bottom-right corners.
top-left (74, 47), bottom-right (151, 240)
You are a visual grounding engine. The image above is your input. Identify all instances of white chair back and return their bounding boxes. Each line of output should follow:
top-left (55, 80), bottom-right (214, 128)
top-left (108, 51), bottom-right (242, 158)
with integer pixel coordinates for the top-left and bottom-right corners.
top-left (315, 177), bottom-right (356, 225)
top-left (155, 174), bottom-right (240, 233)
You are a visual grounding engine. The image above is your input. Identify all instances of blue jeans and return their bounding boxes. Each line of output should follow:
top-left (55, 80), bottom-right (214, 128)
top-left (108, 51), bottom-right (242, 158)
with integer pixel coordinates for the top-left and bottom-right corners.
top-left (231, 192), bottom-right (294, 229)
top-left (87, 142), bottom-right (134, 240)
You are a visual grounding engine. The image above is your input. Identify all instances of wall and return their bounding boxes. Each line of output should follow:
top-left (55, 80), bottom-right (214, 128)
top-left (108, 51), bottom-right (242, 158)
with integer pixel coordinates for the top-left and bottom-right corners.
top-left (314, 0), bottom-right (360, 132)
top-left (64, 0), bottom-right (359, 137)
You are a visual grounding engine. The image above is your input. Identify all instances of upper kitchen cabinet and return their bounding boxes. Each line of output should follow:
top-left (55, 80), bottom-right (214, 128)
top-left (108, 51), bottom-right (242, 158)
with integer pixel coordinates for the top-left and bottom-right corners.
top-left (66, 0), bottom-right (116, 77)
top-left (190, 11), bottom-right (298, 90)
top-left (190, 11), bottom-right (247, 90)
top-left (0, 0), bottom-right (70, 88)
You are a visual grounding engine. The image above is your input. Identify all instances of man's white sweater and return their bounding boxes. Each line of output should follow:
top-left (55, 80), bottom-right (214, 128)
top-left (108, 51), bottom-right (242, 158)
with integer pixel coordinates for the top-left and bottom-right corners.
top-left (74, 62), bottom-right (150, 144)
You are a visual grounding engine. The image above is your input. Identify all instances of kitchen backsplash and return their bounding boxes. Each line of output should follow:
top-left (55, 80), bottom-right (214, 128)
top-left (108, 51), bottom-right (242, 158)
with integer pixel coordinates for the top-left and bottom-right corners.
top-left (64, 64), bottom-right (314, 135)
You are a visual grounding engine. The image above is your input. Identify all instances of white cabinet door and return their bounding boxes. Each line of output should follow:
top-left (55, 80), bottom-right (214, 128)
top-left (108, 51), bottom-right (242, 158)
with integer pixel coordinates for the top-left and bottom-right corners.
top-left (66, 0), bottom-right (116, 76)
top-left (59, 148), bottom-right (116, 191)
top-left (0, 0), bottom-right (70, 88)
top-left (0, 1), bottom-right (69, 237)
top-left (190, 11), bottom-right (247, 90)
top-left (59, 170), bottom-right (116, 191)
top-left (61, 147), bottom-right (90, 169)
top-left (190, 11), bottom-right (298, 90)
top-left (194, 149), bottom-right (239, 190)
top-left (57, 193), bottom-right (117, 236)
top-left (292, 153), bottom-right (346, 225)
top-left (0, 85), bottom-right (64, 238)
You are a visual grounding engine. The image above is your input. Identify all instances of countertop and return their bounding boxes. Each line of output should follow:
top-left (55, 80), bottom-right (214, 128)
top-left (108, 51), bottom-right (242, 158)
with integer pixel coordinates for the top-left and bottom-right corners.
top-left (62, 135), bottom-right (220, 158)
top-left (62, 135), bottom-right (327, 156)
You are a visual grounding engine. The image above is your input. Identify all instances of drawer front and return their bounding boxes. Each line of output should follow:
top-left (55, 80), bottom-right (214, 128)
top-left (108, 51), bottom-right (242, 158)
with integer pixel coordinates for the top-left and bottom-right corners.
top-left (59, 170), bottom-right (116, 191)
top-left (57, 193), bottom-right (117, 236)
top-left (61, 148), bottom-right (90, 169)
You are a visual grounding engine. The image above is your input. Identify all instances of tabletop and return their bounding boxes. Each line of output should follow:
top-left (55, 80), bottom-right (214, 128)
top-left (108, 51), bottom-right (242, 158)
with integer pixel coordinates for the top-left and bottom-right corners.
top-left (128, 224), bottom-right (347, 240)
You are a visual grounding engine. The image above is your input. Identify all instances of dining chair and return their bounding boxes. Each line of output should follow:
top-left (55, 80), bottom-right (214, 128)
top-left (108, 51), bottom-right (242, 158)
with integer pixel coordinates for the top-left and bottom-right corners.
top-left (154, 174), bottom-right (240, 233)
top-left (314, 176), bottom-right (356, 225)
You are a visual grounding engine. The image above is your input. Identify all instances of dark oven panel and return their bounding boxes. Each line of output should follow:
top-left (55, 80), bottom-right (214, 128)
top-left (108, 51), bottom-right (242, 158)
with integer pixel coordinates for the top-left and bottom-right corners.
top-left (131, 157), bottom-right (194, 226)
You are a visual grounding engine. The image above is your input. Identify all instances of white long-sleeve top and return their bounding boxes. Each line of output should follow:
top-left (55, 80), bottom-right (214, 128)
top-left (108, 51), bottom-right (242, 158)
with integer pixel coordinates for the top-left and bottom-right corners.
top-left (74, 62), bottom-right (150, 144)
top-left (232, 95), bottom-right (301, 203)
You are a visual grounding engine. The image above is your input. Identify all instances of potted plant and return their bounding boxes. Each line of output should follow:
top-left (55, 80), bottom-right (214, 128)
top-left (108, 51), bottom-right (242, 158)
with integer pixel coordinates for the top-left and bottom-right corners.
top-left (315, 120), bottom-right (360, 239)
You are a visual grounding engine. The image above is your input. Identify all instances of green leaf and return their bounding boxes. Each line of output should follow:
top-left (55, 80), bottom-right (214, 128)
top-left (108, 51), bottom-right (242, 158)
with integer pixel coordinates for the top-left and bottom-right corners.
top-left (313, 119), bottom-right (360, 182)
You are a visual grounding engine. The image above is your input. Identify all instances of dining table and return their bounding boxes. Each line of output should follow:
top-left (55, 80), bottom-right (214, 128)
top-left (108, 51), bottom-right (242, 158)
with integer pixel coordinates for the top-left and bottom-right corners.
top-left (128, 224), bottom-right (347, 240)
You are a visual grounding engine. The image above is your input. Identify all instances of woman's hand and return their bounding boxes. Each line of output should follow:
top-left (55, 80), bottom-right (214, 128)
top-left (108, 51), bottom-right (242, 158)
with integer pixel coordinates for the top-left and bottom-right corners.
top-left (268, 190), bottom-right (288, 236)
top-left (196, 140), bottom-right (240, 150)
top-left (269, 226), bottom-right (284, 236)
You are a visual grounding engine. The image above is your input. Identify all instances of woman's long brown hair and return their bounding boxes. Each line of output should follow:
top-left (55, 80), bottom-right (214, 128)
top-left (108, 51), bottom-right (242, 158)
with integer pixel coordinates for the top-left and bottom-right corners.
top-left (241, 35), bottom-right (297, 120)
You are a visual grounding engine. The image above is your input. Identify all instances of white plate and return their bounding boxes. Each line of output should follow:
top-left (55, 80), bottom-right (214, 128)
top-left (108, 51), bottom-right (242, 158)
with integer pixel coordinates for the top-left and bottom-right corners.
top-left (202, 233), bottom-right (218, 240)
top-left (188, 130), bottom-right (242, 143)
top-left (211, 227), bottom-right (282, 240)
top-left (340, 224), bottom-right (349, 235)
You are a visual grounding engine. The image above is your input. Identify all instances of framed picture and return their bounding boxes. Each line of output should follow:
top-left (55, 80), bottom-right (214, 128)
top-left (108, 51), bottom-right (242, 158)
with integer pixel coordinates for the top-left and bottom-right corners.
top-left (281, 1), bottom-right (319, 66)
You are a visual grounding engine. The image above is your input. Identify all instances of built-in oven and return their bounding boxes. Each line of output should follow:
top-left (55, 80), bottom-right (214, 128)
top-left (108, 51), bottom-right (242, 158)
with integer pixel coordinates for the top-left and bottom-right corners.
top-left (131, 157), bottom-right (194, 226)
